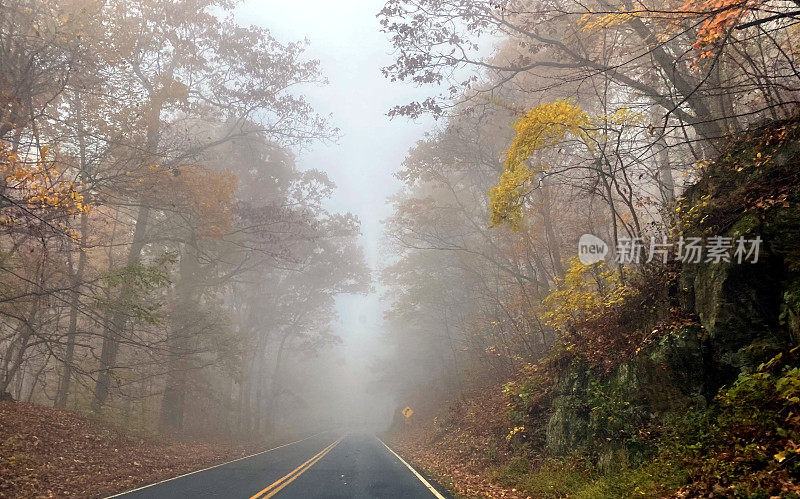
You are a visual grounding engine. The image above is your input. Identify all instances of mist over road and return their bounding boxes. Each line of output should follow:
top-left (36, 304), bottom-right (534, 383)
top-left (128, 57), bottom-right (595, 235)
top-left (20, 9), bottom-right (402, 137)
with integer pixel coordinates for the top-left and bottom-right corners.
top-left (110, 432), bottom-right (450, 499)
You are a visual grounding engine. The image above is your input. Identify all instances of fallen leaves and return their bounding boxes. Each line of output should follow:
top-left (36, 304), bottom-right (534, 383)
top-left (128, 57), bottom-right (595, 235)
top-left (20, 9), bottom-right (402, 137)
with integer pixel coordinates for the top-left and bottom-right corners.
top-left (388, 389), bottom-right (528, 499)
top-left (0, 402), bottom-right (268, 498)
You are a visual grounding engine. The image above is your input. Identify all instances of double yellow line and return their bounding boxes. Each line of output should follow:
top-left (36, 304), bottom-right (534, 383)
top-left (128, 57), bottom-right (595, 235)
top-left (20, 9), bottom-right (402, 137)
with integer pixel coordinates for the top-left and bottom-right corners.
top-left (248, 435), bottom-right (344, 499)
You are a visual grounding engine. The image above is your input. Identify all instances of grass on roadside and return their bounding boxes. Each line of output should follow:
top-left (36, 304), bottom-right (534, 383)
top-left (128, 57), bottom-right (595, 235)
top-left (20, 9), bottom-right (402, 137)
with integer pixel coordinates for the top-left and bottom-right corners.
top-left (489, 455), bottom-right (687, 498)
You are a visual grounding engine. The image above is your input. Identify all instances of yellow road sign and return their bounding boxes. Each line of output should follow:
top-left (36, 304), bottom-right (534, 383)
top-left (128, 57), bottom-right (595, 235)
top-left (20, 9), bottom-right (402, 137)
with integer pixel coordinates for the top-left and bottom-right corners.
top-left (401, 406), bottom-right (414, 419)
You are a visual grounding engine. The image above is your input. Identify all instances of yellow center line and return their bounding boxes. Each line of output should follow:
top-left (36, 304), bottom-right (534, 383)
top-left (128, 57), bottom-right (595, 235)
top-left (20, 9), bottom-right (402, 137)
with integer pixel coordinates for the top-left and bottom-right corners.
top-left (248, 435), bottom-right (345, 499)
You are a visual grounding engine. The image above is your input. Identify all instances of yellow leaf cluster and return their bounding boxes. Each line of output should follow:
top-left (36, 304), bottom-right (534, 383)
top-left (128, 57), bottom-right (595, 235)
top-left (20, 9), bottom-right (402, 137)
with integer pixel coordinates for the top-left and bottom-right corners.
top-left (1, 146), bottom-right (89, 222)
top-left (489, 100), bottom-right (589, 229)
top-left (506, 425), bottom-right (525, 442)
top-left (488, 162), bottom-right (537, 230)
top-left (504, 100), bottom-right (590, 171)
top-left (541, 256), bottom-right (630, 332)
top-left (580, 9), bottom-right (637, 31)
top-left (603, 106), bottom-right (643, 126)
top-left (490, 101), bottom-right (645, 229)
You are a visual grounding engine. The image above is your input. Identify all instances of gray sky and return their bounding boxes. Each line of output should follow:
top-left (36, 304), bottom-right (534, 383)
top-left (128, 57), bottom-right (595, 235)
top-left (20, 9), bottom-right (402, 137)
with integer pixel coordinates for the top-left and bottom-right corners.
top-left (234, 1), bottom-right (437, 378)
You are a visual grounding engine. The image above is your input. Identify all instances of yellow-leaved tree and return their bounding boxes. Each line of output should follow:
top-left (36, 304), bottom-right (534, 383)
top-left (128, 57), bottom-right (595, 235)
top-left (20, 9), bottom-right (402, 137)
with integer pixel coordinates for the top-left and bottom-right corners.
top-left (1, 145), bottom-right (89, 231)
top-left (541, 256), bottom-right (630, 333)
top-left (489, 100), bottom-right (590, 229)
top-left (489, 100), bottom-right (643, 231)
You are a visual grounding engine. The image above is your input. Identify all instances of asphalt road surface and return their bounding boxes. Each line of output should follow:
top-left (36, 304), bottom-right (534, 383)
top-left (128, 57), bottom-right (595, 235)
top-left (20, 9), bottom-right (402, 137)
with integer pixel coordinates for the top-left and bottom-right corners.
top-left (109, 432), bottom-right (451, 499)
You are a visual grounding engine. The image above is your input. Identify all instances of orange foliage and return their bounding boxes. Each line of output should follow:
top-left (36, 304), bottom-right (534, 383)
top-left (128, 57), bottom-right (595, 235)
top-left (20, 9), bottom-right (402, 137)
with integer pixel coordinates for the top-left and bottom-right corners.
top-left (176, 166), bottom-right (238, 239)
top-left (680, 0), bottom-right (764, 56)
top-left (0, 145), bottom-right (88, 228)
top-left (136, 164), bottom-right (238, 239)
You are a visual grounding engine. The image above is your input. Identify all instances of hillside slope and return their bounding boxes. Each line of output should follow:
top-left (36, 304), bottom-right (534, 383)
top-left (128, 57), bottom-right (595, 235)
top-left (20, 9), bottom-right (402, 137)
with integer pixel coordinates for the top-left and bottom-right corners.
top-left (0, 402), bottom-right (265, 498)
top-left (390, 121), bottom-right (800, 498)
top-left (389, 390), bottom-right (527, 499)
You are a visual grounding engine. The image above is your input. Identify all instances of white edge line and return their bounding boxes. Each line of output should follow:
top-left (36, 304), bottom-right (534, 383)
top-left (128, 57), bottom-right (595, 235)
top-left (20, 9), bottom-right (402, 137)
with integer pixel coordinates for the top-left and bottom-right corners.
top-left (105, 430), bottom-right (331, 498)
top-left (377, 437), bottom-right (446, 499)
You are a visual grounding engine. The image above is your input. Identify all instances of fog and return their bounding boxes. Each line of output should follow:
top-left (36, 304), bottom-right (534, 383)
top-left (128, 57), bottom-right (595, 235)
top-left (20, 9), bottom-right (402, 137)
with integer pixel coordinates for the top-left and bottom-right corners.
top-left (234, 0), bottom-right (442, 430)
top-left (0, 0), bottom-right (441, 437)
top-left (241, 0), bottom-right (412, 419)
top-left (3, 0), bottom-right (797, 456)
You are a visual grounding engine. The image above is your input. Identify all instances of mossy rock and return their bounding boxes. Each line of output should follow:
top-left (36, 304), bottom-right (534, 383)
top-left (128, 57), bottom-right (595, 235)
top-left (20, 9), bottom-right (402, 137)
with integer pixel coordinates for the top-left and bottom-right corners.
top-left (637, 326), bottom-right (709, 413)
top-left (780, 277), bottom-right (800, 343)
top-left (545, 361), bottom-right (593, 455)
top-left (685, 245), bottom-right (786, 387)
top-left (544, 328), bottom-right (709, 458)
top-left (596, 443), bottom-right (631, 474)
top-left (678, 122), bottom-right (800, 383)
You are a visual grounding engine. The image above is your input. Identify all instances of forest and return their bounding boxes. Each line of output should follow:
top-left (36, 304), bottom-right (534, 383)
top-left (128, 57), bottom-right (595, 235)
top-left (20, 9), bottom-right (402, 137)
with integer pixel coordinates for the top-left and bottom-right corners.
top-left (2, 0), bottom-right (800, 497)
top-left (0, 0), bottom-right (369, 439)
top-left (378, 0), bottom-right (800, 496)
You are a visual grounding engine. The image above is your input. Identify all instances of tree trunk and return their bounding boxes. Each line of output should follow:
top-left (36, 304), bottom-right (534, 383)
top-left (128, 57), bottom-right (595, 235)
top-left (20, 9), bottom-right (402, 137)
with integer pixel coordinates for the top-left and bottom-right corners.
top-left (159, 235), bottom-right (200, 432)
top-left (55, 209), bottom-right (88, 408)
top-left (92, 86), bottom-right (163, 412)
top-left (266, 331), bottom-right (292, 436)
top-left (539, 179), bottom-right (564, 275)
top-left (91, 204), bottom-right (150, 412)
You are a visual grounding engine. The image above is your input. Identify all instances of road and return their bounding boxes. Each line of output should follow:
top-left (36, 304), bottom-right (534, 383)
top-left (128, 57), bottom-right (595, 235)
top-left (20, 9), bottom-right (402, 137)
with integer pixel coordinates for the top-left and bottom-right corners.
top-left (109, 432), bottom-right (451, 499)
